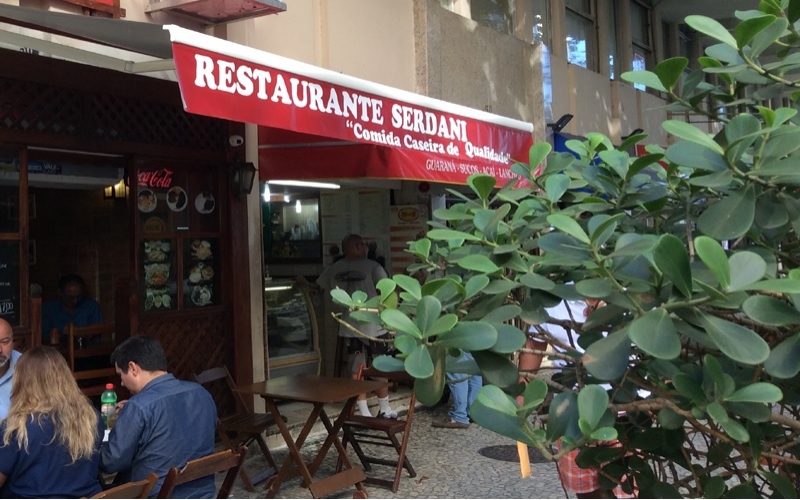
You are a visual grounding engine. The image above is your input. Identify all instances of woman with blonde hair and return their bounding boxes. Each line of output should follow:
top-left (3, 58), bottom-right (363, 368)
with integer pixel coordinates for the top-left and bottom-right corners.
top-left (0, 346), bottom-right (104, 498)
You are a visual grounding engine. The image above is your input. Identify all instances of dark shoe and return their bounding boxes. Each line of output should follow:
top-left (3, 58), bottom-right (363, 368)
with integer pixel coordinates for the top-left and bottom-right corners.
top-left (376, 410), bottom-right (398, 419)
top-left (431, 418), bottom-right (470, 429)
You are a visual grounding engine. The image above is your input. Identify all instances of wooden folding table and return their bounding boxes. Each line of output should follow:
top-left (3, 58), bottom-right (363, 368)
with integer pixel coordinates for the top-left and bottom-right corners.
top-left (236, 374), bottom-right (387, 499)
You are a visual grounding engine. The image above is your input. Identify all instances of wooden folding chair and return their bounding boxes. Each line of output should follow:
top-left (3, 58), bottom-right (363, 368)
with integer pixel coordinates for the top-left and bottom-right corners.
top-left (157, 446), bottom-right (246, 499)
top-left (194, 366), bottom-right (279, 492)
top-left (66, 323), bottom-right (118, 397)
top-left (91, 472), bottom-right (158, 499)
top-left (338, 365), bottom-right (417, 492)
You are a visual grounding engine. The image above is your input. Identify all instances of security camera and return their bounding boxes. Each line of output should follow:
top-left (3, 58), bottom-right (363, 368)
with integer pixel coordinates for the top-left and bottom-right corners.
top-left (229, 135), bottom-right (244, 147)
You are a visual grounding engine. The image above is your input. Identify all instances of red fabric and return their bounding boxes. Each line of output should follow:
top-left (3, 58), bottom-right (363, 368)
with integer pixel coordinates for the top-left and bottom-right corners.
top-left (557, 441), bottom-right (636, 498)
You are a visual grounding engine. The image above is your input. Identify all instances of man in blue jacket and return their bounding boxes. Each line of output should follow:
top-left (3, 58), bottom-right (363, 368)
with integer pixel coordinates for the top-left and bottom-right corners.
top-left (100, 336), bottom-right (217, 498)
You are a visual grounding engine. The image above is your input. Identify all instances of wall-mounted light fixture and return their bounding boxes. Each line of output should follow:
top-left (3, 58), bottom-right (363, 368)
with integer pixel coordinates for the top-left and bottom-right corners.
top-left (103, 179), bottom-right (127, 200)
top-left (546, 114), bottom-right (574, 133)
top-left (621, 128), bottom-right (645, 140)
top-left (230, 162), bottom-right (257, 198)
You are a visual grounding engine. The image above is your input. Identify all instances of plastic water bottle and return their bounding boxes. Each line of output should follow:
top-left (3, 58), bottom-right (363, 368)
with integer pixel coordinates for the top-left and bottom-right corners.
top-left (100, 383), bottom-right (118, 429)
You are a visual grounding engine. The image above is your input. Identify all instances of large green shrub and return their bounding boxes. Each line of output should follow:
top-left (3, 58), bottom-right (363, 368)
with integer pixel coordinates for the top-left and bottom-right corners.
top-left (332, 2), bottom-right (800, 496)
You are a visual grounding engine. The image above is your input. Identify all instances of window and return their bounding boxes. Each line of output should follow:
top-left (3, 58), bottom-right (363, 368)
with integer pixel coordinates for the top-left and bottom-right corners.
top-left (679, 24), bottom-right (694, 61)
top-left (606, 0), bottom-right (618, 78)
top-left (531, 0), bottom-right (550, 46)
top-left (630, 0), bottom-right (653, 90)
top-left (470, 0), bottom-right (514, 35)
top-left (566, 0), bottom-right (598, 71)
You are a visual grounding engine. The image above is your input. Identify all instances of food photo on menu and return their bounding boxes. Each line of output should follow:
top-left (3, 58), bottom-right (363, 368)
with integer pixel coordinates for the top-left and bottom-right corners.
top-left (166, 186), bottom-right (188, 212)
top-left (137, 188), bottom-right (157, 213)
top-left (143, 240), bottom-right (175, 311)
top-left (185, 239), bottom-right (214, 307)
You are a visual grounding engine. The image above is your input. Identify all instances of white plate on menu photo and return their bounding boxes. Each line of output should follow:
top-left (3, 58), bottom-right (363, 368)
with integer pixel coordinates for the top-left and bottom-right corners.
top-left (195, 192), bottom-right (215, 214)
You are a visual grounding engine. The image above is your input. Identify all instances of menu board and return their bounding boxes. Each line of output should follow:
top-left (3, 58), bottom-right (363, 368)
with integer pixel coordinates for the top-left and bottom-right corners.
top-left (0, 241), bottom-right (19, 325)
top-left (137, 167), bottom-right (219, 234)
top-left (184, 238), bottom-right (217, 308)
top-left (141, 239), bottom-right (177, 312)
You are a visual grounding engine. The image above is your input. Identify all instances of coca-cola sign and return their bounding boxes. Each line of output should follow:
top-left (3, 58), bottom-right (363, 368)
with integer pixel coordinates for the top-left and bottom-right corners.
top-left (138, 169), bottom-right (174, 189)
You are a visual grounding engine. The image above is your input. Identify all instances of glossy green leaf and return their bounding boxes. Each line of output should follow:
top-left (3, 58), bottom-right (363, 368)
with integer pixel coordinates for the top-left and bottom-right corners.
top-left (582, 329), bottom-right (631, 380)
top-left (575, 278), bottom-right (613, 298)
top-left (629, 308), bottom-right (681, 360)
top-left (467, 174), bottom-right (496, 201)
top-left (426, 229), bottom-right (482, 241)
top-left (472, 350), bottom-right (521, 389)
top-left (371, 354), bottom-right (407, 373)
top-left (349, 310), bottom-right (381, 325)
top-left (734, 14), bottom-right (776, 47)
top-left (545, 174), bottom-right (571, 203)
top-left (415, 296), bottom-right (442, 335)
top-left (425, 315), bottom-right (457, 341)
top-left (719, 417), bottom-right (750, 443)
top-left (665, 141), bottom-right (728, 171)
top-left (686, 15), bottom-right (738, 48)
top-left (758, 469), bottom-right (798, 499)
top-left (698, 185), bottom-right (756, 241)
top-left (470, 386), bottom-right (533, 445)
top-left (736, 279), bottom-right (800, 293)
top-left (528, 142), bottom-right (552, 172)
top-left (765, 334), bottom-right (800, 379)
top-left (700, 314), bottom-right (769, 365)
top-left (465, 275), bottom-right (490, 300)
top-left (750, 17), bottom-right (789, 57)
top-left (405, 344), bottom-right (434, 378)
top-left (519, 272), bottom-right (556, 290)
top-left (413, 345), bottom-right (446, 406)
top-left (578, 385), bottom-right (608, 430)
top-left (654, 57), bottom-right (689, 91)
top-left (482, 305), bottom-right (522, 324)
top-left (687, 169), bottom-right (734, 188)
top-left (435, 321), bottom-right (497, 350)
top-left (726, 382), bottom-right (783, 403)
top-left (694, 236), bottom-right (730, 289)
top-left (538, 233), bottom-right (592, 262)
top-left (547, 213), bottom-right (590, 244)
top-left (727, 251), bottom-right (766, 291)
top-left (654, 234), bottom-right (693, 298)
top-left (457, 254), bottom-right (501, 274)
top-left (393, 333), bottom-right (418, 355)
top-left (546, 392), bottom-right (579, 442)
top-left (609, 234), bottom-right (658, 257)
top-left (393, 274), bottom-right (422, 300)
top-left (662, 120), bottom-right (724, 154)
top-left (672, 373), bottom-right (706, 404)
top-left (657, 408), bottom-right (686, 430)
top-left (329, 288), bottom-right (352, 306)
top-left (590, 427), bottom-right (618, 442)
top-left (380, 309), bottom-right (423, 338)
top-left (522, 379), bottom-right (548, 410)
top-left (620, 70), bottom-right (667, 92)
top-left (742, 295), bottom-right (800, 326)
top-left (703, 477), bottom-right (726, 499)
top-left (489, 323), bottom-right (527, 353)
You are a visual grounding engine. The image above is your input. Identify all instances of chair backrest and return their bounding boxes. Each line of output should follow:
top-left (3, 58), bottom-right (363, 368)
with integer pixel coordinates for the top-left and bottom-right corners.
top-left (193, 366), bottom-right (248, 418)
top-left (157, 446), bottom-right (247, 499)
top-left (92, 472), bottom-right (158, 499)
top-left (67, 322), bottom-right (116, 371)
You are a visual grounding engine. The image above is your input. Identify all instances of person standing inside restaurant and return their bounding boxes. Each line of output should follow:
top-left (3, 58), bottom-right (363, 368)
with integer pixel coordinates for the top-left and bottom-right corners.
top-left (312, 234), bottom-right (397, 418)
top-left (0, 347), bottom-right (105, 498)
top-left (41, 274), bottom-right (104, 344)
top-left (100, 336), bottom-right (217, 498)
top-left (0, 318), bottom-right (22, 420)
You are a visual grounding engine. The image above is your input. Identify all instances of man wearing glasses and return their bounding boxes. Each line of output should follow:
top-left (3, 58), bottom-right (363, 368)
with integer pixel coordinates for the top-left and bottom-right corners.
top-left (0, 318), bottom-right (22, 419)
top-left (41, 274), bottom-right (104, 345)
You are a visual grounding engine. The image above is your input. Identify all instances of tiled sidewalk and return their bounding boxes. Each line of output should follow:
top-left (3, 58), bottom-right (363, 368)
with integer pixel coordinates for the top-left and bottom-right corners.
top-left (219, 405), bottom-right (567, 499)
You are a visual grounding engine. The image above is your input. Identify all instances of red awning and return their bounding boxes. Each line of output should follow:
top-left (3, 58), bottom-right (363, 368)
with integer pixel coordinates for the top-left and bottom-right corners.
top-left (166, 26), bottom-right (533, 185)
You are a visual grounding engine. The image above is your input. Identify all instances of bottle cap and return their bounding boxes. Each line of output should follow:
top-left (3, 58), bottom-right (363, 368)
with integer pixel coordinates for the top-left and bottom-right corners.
top-left (105, 383), bottom-right (114, 389)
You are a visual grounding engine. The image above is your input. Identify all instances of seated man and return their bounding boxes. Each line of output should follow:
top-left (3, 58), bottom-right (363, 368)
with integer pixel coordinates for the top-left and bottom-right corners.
top-left (41, 274), bottom-right (103, 344)
top-left (100, 336), bottom-right (217, 498)
top-left (0, 318), bottom-right (22, 420)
